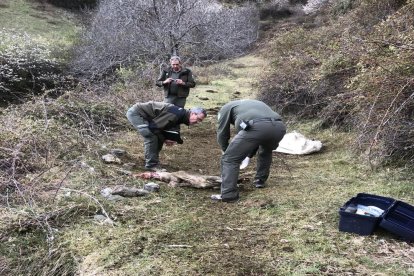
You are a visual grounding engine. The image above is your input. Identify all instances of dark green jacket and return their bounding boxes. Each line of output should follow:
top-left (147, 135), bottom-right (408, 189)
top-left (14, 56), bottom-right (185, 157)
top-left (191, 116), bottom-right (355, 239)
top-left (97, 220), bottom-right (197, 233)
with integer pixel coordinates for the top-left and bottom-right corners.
top-left (156, 67), bottom-right (196, 98)
top-left (133, 101), bottom-right (190, 134)
top-left (217, 99), bottom-right (282, 151)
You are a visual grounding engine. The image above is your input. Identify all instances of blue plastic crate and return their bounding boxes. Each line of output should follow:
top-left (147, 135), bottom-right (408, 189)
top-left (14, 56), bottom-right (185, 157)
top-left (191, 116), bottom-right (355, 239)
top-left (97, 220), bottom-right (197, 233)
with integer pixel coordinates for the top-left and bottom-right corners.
top-left (338, 193), bottom-right (395, 236)
top-left (379, 201), bottom-right (414, 242)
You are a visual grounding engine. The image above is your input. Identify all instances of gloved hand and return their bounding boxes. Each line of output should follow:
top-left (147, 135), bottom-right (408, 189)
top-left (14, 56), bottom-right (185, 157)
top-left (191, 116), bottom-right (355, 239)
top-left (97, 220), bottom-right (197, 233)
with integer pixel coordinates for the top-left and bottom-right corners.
top-left (138, 125), bottom-right (152, 138)
top-left (176, 136), bottom-right (184, 144)
top-left (162, 130), bottom-right (183, 144)
top-left (240, 157), bottom-right (250, 169)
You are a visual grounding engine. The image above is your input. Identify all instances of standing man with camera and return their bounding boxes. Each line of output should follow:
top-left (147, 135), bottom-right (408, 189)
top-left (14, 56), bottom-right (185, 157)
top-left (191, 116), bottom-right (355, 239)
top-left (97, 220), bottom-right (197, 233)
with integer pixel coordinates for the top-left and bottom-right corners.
top-left (212, 99), bottom-right (286, 202)
top-left (156, 56), bottom-right (196, 108)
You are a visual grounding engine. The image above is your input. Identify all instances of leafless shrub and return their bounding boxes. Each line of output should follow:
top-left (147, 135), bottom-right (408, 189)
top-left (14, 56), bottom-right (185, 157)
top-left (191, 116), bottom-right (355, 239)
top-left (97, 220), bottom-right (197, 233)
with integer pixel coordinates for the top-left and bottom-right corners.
top-left (259, 0), bottom-right (294, 20)
top-left (348, 0), bottom-right (407, 27)
top-left (0, 256), bottom-right (10, 275)
top-left (71, 0), bottom-right (259, 78)
top-left (0, 54), bottom-right (72, 106)
top-left (258, 27), bottom-right (325, 116)
top-left (43, 0), bottom-right (98, 10)
top-left (353, 71), bottom-right (414, 167)
top-left (0, 86), bottom-right (130, 199)
top-left (0, 87), bottom-right (121, 274)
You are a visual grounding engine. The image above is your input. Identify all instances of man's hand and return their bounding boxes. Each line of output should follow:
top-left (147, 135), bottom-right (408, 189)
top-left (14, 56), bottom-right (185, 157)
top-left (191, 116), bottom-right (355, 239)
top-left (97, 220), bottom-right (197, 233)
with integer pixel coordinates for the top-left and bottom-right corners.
top-left (163, 78), bottom-right (174, 84)
top-left (164, 140), bottom-right (177, 146)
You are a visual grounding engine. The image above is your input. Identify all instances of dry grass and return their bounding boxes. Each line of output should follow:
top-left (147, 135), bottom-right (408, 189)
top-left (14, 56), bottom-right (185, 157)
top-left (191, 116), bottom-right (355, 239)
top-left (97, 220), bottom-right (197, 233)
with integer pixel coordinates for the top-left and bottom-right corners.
top-left (1, 52), bottom-right (413, 276)
top-left (0, 0), bottom-right (80, 47)
top-left (257, 0), bottom-right (414, 167)
top-left (48, 55), bottom-right (412, 276)
top-left (1, 2), bottom-right (414, 276)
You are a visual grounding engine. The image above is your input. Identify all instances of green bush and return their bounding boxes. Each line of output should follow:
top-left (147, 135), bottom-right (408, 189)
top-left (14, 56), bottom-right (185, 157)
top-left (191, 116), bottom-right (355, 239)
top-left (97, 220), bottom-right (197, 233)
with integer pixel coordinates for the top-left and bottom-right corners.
top-left (0, 30), bottom-right (75, 107)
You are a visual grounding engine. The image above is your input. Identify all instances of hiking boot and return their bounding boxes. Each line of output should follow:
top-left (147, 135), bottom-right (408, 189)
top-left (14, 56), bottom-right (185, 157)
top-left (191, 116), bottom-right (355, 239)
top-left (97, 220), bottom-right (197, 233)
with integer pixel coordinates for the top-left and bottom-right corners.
top-left (253, 179), bottom-right (266, 188)
top-left (145, 165), bottom-right (167, 172)
top-left (210, 194), bottom-right (239, 203)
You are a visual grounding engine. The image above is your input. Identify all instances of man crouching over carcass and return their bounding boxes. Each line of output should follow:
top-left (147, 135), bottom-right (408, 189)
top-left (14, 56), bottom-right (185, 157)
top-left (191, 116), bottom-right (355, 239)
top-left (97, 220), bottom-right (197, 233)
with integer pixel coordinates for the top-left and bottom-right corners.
top-left (126, 101), bottom-right (206, 171)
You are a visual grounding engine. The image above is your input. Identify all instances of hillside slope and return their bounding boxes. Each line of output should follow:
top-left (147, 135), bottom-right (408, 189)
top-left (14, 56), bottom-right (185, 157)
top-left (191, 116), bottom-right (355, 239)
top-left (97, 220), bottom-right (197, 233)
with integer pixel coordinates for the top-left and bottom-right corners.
top-left (2, 52), bottom-right (413, 275)
top-left (1, 1), bottom-right (413, 275)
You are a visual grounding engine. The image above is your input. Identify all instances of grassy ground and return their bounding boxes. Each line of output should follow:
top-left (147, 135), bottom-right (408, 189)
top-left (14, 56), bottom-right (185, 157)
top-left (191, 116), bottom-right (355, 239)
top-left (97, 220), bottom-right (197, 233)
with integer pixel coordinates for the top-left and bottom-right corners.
top-left (55, 55), bottom-right (413, 275)
top-left (1, 2), bottom-right (414, 275)
top-left (0, 0), bottom-right (80, 50)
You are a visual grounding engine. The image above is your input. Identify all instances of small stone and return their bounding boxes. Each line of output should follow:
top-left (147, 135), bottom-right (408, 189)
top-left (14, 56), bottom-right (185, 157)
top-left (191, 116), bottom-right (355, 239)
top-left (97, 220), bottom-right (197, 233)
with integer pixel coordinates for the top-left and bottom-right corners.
top-left (117, 168), bottom-right (132, 175)
top-left (123, 163), bottom-right (136, 170)
top-left (102, 154), bottom-right (122, 164)
top-left (144, 182), bottom-right (160, 192)
top-left (94, 214), bottom-right (107, 221)
top-left (112, 187), bottom-right (149, 197)
top-left (101, 188), bottom-right (113, 198)
top-left (94, 214), bottom-right (114, 225)
top-left (110, 149), bottom-right (126, 157)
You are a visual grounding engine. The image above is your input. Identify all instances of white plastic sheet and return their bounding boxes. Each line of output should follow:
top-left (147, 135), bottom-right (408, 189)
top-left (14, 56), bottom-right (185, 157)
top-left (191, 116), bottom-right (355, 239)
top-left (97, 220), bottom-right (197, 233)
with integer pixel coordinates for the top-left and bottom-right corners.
top-left (274, 131), bottom-right (323, 155)
top-left (240, 132), bottom-right (323, 169)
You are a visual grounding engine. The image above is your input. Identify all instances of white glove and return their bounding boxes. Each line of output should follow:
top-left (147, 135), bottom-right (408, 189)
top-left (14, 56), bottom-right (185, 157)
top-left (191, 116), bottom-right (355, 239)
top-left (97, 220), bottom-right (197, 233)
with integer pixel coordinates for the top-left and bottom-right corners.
top-left (240, 157), bottom-right (250, 169)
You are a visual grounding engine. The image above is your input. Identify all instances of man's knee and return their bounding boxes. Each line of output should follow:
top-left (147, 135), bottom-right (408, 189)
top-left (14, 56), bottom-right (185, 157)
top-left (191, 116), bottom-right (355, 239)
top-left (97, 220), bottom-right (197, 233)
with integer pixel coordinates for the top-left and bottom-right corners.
top-left (138, 126), bottom-right (152, 138)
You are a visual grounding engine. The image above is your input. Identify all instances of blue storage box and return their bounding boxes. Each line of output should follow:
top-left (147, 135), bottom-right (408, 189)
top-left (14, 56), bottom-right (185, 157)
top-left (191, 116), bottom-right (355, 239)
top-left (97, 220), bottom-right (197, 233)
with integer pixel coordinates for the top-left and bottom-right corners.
top-left (379, 201), bottom-right (414, 242)
top-left (338, 193), bottom-right (395, 236)
top-left (339, 193), bottom-right (414, 240)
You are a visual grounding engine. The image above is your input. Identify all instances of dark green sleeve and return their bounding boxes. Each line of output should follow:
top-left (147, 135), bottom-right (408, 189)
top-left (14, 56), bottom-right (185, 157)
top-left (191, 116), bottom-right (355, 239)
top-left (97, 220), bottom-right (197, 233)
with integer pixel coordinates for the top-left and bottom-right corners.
top-left (216, 107), bottom-right (232, 152)
top-left (185, 70), bottom-right (196, 88)
top-left (156, 70), bottom-right (167, 87)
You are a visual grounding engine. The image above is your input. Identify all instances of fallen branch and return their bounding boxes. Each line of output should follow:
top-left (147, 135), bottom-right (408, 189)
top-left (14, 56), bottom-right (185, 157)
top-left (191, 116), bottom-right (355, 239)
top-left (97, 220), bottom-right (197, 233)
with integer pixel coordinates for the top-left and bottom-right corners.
top-left (166, 244), bottom-right (193, 248)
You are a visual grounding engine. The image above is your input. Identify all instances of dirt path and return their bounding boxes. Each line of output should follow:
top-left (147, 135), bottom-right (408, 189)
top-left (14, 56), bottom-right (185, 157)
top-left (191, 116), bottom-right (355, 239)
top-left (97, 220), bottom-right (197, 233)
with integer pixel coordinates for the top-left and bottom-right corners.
top-left (156, 54), bottom-right (270, 175)
top-left (188, 54), bottom-right (269, 110)
top-left (76, 54), bottom-right (414, 275)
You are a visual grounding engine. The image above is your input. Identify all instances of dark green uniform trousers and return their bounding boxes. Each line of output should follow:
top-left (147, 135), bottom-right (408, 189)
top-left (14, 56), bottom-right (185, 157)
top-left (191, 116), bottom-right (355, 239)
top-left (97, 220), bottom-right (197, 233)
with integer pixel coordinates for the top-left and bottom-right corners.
top-left (220, 119), bottom-right (286, 200)
top-left (126, 106), bottom-right (164, 168)
top-left (164, 95), bottom-right (186, 108)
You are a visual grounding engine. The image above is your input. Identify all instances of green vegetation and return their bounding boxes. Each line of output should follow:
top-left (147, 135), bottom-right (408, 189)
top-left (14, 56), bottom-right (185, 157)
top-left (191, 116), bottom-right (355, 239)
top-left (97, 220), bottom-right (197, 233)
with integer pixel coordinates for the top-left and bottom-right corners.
top-left (2, 53), bottom-right (413, 275)
top-left (0, 0), bottom-right (80, 48)
top-left (0, 0), bottom-right (413, 275)
top-left (258, 0), bottom-right (414, 167)
top-left (0, 0), bottom-right (80, 106)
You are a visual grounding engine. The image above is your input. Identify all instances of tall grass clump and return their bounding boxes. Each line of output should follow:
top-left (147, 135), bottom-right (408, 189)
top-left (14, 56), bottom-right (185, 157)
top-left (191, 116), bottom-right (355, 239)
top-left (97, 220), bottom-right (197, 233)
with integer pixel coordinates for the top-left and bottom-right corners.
top-left (0, 86), bottom-right (132, 274)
